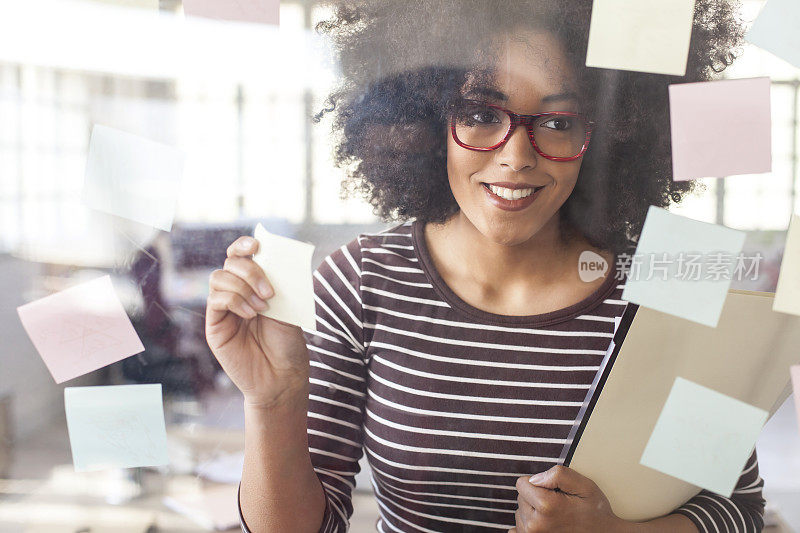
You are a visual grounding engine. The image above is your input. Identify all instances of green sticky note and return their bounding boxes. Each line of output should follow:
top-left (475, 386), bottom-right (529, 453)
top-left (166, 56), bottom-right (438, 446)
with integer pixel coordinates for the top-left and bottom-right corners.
top-left (621, 206), bottom-right (746, 328)
top-left (640, 377), bottom-right (767, 497)
top-left (65, 384), bottom-right (169, 472)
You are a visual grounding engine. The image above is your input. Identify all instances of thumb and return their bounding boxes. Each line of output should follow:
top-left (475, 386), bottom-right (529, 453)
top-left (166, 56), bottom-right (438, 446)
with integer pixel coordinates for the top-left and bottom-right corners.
top-left (528, 465), bottom-right (581, 493)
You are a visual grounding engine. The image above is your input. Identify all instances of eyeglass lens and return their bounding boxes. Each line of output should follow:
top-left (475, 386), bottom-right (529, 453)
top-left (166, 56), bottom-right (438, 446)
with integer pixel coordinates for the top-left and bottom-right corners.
top-left (452, 102), bottom-right (588, 158)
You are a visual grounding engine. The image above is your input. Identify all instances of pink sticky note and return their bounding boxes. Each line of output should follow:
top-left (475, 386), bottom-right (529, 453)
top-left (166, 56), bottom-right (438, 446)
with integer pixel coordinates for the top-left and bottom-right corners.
top-left (17, 276), bottom-right (144, 384)
top-left (183, 0), bottom-right (279, 25)
top-left (791, 365), bottom-right (800, 431)
top-left (669, 77), bottom-right (772, 181)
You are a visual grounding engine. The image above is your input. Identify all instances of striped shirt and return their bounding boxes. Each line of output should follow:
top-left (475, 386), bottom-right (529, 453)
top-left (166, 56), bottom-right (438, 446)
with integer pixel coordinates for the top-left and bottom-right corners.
top-left (240, 218), bottom-right (766, 532)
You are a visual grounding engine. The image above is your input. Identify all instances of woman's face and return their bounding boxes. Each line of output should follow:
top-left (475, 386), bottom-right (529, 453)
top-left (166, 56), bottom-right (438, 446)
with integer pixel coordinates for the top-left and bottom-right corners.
top-left (446, 29), bottom-right (583, 247)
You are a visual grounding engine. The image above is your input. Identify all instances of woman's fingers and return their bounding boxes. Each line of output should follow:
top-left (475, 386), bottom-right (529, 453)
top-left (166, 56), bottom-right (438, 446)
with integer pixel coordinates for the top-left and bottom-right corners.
top-left (227, 236), bottom-right (259, 258)
top-left (223, 256), bottom-right (273, 300)
top-left (207, 235), bottom-right (274, 327)
top-left (207, 285), bottom-right (258, 320)
top-left (210, 268), bottom-right (268, 311)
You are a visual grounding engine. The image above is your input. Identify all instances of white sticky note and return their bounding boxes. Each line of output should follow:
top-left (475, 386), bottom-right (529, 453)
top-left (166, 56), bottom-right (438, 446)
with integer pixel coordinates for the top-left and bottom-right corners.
top-left (640, 377), bottom-right (767, 497)
top-left (83, 124), bottom-right (184, 232)
top-left (621, 206), bottom-right (746, 328)
top-left (669, 78), bottom-right (772, 181)
top-left (773, 214), bottom-right (800, 316)
top-left (65, 384), bottom-right (169, 472)
top-left (17, 275), bottom-right (145, 384)
top-left (585, 0), bottom-right (696, 76)
top-left (745, 0), bottom-right (800, 70)
top-left (251, 223), bottom-right (316, 331)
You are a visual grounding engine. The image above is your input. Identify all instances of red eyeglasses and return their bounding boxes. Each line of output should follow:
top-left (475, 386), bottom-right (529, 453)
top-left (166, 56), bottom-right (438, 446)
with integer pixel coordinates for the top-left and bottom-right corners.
top-left (449, 99), bottom-right (595, 161)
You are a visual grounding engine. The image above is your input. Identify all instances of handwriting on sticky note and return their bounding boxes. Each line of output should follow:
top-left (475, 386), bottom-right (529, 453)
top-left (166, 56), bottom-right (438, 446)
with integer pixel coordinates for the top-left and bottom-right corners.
top-left (640, 377), bottom-right (767, 497)
top-left (65, 384), bottom-right (169, 472)
top-left (669, 78), bottom-right (772, 181)
top-left (585, 0), bottom-right (695, 76)
top-left (251, 223), bottom-right (316, 331)
top-left (83, 124), bottom-right (184, 232)
top-left (17, 275), bottom-right (144, 384)
top-left (773, 214), bottom-right (800, 316)
top-left (621, 206), bottom-right (745, 328)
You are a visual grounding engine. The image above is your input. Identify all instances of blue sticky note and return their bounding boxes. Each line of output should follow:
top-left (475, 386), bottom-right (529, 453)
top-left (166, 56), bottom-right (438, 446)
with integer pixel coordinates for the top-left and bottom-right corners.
top-left (745, 0), bottom-right (800, 70)
top-left (621, 206), bottom-right (746, 327)
top-left (64, 384), bottom-right (169, 472)
top-left (640, 377), bottom-right (767, 497)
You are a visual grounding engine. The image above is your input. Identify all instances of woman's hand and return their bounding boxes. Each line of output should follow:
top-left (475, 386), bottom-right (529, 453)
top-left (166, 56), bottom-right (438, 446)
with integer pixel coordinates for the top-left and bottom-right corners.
top-left (509, 465), bottom-right (631, 533)
top-left (205, 236), bottom-right (311, 410)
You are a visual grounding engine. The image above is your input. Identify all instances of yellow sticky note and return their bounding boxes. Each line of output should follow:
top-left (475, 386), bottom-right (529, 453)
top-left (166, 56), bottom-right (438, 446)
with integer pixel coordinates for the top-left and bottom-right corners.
top-left (773, 214), bottom-right (800, 316)
top-left (585, 0), bottom-right (696, 76)
top-left (251, 223), bottom-right (316, 331)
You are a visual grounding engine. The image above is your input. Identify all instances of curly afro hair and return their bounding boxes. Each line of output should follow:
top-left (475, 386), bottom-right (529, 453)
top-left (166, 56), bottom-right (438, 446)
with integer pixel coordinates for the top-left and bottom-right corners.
top-left (313, 0), bottom-right (746, 255)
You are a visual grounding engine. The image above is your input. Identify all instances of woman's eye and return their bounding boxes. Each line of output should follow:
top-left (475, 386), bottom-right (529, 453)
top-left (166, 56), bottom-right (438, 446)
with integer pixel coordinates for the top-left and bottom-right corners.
top-left (459, 106), bottom-right (499, 125)
top-left (471, 110), bottom-right (497, 123)
top-left (541, 117), bottom-right (572, 131)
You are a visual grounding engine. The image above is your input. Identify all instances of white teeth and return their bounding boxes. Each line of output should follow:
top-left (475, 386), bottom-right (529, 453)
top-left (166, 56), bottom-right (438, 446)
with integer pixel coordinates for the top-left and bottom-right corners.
top-left (488, 184), bottom-right (534, 201)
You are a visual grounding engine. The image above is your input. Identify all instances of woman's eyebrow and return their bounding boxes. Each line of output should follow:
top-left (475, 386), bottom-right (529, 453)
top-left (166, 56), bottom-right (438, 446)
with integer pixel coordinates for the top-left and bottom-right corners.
top-left (542, 92), bottom-right (578, 103)
top-left (465, 87), bottom-right (508, 101)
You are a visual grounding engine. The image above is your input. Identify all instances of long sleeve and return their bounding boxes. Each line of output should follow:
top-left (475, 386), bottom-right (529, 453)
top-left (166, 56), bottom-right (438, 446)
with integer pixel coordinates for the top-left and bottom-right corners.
top-left (239, 237), bottom-right (367, 533)
top-left (305, 237), bottom-right (369, 532)
top-left (671, 449), bottom-right (766, 532)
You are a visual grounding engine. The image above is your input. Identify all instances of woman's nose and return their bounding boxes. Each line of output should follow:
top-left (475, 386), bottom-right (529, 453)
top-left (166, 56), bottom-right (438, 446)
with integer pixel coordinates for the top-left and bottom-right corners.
top-left (496, 125), bottom-right (539, 172)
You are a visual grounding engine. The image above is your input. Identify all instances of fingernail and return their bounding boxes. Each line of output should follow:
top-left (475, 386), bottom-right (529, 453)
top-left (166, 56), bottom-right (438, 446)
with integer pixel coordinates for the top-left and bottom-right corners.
top-left (239, 238), bottom-right (253, 249)
top-left (259, 282), bottom-right (273, 298)
top-left (250, 294), bottom-right (266, 309)
top-left (242, 303), bottom-right (257, 317)
top-left (529, 473), bottom-right (545, 484)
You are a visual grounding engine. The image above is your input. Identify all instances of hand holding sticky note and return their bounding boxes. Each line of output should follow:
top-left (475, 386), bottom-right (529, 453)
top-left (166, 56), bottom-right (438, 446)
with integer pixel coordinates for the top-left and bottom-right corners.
top-left (65, 384), bottom-right (169, 472)
top-left (251, 223), bottom-right (316, 331)
top-left (640, 377), bottom-right (767, 497)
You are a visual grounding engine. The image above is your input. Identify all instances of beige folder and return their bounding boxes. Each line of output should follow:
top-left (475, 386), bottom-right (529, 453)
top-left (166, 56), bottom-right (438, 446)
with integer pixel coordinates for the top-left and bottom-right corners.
top-left (564, 289), bottom-right (800, 522)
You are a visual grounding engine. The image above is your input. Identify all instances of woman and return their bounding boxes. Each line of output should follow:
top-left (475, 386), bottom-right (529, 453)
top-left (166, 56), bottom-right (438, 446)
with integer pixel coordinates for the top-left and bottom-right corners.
top-left (206, 1), bottom-right (765, 531)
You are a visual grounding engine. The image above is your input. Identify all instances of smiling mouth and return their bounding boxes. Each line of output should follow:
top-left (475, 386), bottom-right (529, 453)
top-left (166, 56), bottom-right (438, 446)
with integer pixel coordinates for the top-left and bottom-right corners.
top-left (480, 183), bottom-right (546, 194)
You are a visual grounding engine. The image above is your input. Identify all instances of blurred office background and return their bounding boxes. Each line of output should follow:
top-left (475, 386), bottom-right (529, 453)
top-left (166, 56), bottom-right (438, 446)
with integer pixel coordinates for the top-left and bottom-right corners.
top-left (0, 0), bottom-right (798, 531)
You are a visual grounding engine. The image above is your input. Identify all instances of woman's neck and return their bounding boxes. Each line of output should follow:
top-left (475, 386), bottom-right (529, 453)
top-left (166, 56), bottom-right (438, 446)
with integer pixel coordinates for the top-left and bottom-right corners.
top-left (426, 210), bottom-right (583, 293)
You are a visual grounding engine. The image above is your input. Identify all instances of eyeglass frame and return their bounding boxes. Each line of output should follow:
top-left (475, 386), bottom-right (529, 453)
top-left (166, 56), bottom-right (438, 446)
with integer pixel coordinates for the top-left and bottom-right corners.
top-left (448, 99), bottom-right (595, 162)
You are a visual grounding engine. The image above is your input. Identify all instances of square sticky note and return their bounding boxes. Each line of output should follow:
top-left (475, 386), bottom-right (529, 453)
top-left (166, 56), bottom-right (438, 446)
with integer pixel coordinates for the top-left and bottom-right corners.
top-left (621, 206), bottom-right (746, 327)
top-left (183, 0), bottom-right (279, 25)
top-left (745, 0), bottom-right (800, 70)
top-left (640, 377), bottom-right (768, 497)
top-left (65, 384), bottom-right (169, 472)
top-left (17, 275), bottom-right (145, 384)
top-left (585, 0), bottom-right (695, 76)
top-left (669, 78), bottom-right (772, 181)
top-left (83, 124), bottom-right (184, 232)
top-left (773, 214), bottom-right (800, 316)
top-left (251, 223), bottom-right (316, 331)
